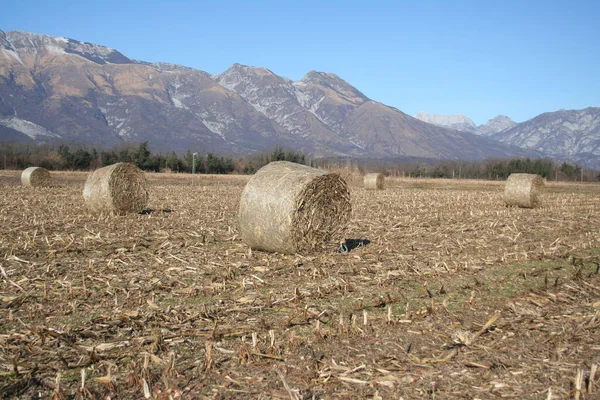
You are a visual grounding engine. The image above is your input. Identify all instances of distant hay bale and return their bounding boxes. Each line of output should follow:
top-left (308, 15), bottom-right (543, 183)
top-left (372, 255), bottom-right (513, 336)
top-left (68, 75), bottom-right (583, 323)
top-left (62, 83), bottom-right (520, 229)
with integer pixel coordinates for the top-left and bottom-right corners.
top-left (21, 167), bottom-right (51, 187)
top-left (364, 173), bottom-right (385, 190)
top-left (83, 162), bottom-right (148, 214)
top-left (238, 161), bottom-right (351, 254)
top-left (504, 173), bottom-right (544, 208)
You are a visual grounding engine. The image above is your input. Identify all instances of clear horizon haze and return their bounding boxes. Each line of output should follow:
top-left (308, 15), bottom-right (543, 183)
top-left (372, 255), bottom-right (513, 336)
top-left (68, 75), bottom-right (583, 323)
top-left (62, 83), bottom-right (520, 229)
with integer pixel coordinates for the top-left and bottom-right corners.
top-left (1, 0), bottom-right (598, 125)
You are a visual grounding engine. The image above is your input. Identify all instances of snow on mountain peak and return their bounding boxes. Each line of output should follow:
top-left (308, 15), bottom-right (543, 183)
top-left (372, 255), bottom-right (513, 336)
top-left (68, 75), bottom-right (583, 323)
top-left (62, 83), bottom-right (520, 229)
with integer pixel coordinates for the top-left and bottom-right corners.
top-left (415, 112), bottom-right (476, 132)
top-left (5, 30), bottom-right (131, 65)
top-left (0, 116), bottom-right (60, 139)
top-left (414, 112), bottom-right (518, 136)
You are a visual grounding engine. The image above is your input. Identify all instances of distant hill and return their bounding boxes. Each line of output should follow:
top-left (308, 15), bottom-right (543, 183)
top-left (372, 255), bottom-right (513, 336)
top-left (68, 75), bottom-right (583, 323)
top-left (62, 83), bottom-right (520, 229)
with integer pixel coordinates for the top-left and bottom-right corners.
top-left (488, 108), bottom-right (600, 168)
top-left (476, 116), bottom-right (518, 136)
top-left (0, 29), bottom-right (539, 160)
top-left (414, 112), bottom-right (477, 133)
top-left (414, 112), bottom-right (517, 136)
top-left (415, 109), bottom-right (600, 168)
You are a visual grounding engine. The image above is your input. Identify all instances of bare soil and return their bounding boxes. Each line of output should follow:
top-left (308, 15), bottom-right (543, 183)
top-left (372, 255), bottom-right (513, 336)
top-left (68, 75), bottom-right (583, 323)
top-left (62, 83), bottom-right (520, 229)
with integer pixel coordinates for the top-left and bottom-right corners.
top-left (1, 170), bottom-right (599, 399)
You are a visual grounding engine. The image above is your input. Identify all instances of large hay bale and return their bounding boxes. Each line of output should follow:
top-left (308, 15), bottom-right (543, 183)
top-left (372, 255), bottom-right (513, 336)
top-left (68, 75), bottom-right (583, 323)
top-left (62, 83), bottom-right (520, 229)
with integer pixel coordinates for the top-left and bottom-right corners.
top-left (364, 172), bottom-right (385, 190)
top-left (503, 173), bottom-right (544, 208)
top-left (238, 161), bottom-right (351, 254)
top-left (83, 163), bottom-right (148, 214)
top-left (21, 167), bottom-right (51, 187)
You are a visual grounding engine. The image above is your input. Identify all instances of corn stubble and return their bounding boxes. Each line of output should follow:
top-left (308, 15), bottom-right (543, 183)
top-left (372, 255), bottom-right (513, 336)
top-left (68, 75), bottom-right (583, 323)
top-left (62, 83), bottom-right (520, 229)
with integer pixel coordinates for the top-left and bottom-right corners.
top-left (0, 170), bottom-right (599, 398)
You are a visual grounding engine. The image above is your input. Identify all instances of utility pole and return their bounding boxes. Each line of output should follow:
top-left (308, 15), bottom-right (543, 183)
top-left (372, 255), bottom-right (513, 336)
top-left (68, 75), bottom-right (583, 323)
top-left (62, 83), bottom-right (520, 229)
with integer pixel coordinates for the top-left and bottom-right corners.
top-left (192, 152), bottom-right (198, 185)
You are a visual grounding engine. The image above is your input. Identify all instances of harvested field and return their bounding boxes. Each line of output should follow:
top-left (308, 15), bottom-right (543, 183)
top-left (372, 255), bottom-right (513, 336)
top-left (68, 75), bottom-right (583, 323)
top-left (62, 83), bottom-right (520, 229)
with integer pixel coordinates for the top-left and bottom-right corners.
top-left (1, 169), bottom-right (599, 399)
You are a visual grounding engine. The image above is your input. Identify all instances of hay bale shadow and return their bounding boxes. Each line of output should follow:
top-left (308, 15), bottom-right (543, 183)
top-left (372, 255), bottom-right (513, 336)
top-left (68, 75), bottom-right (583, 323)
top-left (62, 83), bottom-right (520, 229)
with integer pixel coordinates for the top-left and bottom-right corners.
top-left (339, 238), bottom-right (370, 253)
top-left (138, 208), bottom-right (174, 215)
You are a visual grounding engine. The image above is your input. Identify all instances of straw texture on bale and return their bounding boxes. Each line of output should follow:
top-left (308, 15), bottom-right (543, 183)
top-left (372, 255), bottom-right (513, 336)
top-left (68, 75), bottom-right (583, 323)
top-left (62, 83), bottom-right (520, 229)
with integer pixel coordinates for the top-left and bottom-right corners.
top-left (504, 173), bottom-right (545, 208)
top-left (364, 172), bottom-right (385, 190)
top-left (83, 162), bottom-right (148, 214)
top-left (238, 161), bottom-right (351, 255)
top-left (21, 167), bottom-right (52, 187)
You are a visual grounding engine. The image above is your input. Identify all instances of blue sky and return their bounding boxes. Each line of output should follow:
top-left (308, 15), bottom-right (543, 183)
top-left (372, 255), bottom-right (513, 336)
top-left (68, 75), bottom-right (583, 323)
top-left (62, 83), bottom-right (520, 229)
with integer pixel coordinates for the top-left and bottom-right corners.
top-left (1, 0), bottom-right (598, 125)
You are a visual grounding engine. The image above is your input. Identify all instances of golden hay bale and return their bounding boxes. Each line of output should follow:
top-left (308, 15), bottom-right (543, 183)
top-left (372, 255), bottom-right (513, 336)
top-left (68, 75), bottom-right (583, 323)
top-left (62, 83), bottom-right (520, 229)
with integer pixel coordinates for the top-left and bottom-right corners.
top-left (364, 172), bottom-right (385, 190)
top-left (238, 161), bottom-right (351, 254)
top-left (83, 163), bottom-right (148, 214)
top-left (503, 173), bottom-right (545, 208)
top-left (21, 167), bottom-right (52, 187)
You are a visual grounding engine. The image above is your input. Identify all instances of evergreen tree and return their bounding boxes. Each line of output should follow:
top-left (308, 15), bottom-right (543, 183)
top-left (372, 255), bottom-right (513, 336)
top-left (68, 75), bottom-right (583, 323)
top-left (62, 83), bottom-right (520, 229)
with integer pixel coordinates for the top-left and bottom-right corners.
top-left (271, 146), bottom-right (285, 161)
top-left (134, 142), bottom-right (151, 168)
top-left (58, 144), bottom-right (73, 168)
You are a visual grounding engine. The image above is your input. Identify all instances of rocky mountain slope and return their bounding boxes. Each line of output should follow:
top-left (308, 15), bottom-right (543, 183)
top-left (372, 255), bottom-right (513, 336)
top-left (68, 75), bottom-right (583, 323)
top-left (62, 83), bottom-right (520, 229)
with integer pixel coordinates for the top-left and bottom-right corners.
top-left (476, 115), bottom-right (517, 136)
top-left (0, 30), bottom-right (298, 154)
top-left (489, 108), bottom-right (600, 167)
top-left (416, 108), bottom-right (600, 167)
top-left (215, 64), bottom-right (527, 159)
top-left (0, 29), bottom-right (533, 160)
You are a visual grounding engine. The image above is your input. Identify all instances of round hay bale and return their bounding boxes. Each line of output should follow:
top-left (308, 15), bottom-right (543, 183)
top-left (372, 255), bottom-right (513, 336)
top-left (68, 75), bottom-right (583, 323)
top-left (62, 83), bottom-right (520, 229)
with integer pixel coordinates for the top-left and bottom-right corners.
top-left (503, 173), bottom-right (544, 208)
top-left (238, 161), bottom-right (351, 254)
top-left (364, 172), bottom-right (385, 190)
top-left (83, 162), bottom-right (148, 214)
top-left (21, 167), bottom-right (52, 187)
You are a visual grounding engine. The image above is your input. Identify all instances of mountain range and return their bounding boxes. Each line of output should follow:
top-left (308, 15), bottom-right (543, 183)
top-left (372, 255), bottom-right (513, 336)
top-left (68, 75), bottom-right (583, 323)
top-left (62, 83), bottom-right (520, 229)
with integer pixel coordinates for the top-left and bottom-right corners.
top-left (1, 29), bottom-right (598, 167)
top-left (415, 109), bottom-right (600, 167)
top-left (414, 113), bottom-right (518, 136)
top-left (486, 108), bottom-right (600, 167)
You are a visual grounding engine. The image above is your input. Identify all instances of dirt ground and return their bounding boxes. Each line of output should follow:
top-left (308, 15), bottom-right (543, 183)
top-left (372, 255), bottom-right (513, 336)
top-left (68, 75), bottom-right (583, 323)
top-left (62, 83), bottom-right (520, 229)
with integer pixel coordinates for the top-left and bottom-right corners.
top-left (1, 170), bottom-right (599, 399)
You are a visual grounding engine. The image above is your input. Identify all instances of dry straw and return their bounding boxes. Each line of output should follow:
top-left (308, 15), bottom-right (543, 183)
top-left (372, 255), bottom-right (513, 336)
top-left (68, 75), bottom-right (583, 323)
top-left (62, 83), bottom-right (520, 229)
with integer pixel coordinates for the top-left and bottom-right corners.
top-left (364, 173), bottom-right (385, 190)
top-left (83, 162), bottom-right (149, 214)
top-left (238, 161), bottom-right (351, 254)
top-left (21, 167), bottom-right (52, 187)
top-left (503, 173), bottom-right (544, 208)
top-left (21, 166), bottom-right (52, 187)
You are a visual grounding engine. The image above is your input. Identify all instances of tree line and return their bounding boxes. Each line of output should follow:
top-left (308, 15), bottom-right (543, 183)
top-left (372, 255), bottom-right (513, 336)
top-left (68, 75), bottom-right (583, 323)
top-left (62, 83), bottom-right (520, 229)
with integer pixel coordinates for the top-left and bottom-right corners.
top-left (317, 157), bottom-right (598, 182)
top-left (0, 142), bottom-right (307, 175)
top-left (0, 141), bottom-right (596, 181)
